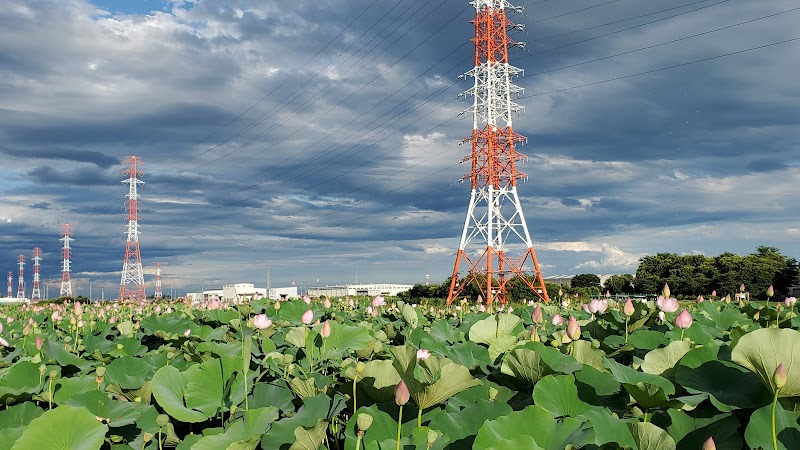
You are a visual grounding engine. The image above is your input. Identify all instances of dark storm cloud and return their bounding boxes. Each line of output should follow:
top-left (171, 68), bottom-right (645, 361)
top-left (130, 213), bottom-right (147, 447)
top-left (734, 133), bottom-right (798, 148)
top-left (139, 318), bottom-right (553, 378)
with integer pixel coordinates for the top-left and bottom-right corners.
top-left (0, 147), bottom-right (118, 168)
top-left (26, 166), bottom-right (117, 186)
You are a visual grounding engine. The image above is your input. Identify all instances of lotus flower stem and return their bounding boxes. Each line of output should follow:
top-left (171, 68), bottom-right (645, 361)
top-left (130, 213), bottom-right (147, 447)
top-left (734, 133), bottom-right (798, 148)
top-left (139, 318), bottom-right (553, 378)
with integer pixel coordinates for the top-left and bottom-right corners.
top-left (158, 427), bottom-right (163, 450)
top-left (353, 378), bottom-right (358, 414)
top-left (680, 329), bottom-right (684, 341)
top-left (771, 390), bottom-right (778, 450)
top-left (643, 409), bottom-right (649, 423)
top-left (396, 405), bottom-right (404, 450)
top-left (417, 406), bottom-right (423, 428)
top-left (624, 316), bottom-right (629, 344)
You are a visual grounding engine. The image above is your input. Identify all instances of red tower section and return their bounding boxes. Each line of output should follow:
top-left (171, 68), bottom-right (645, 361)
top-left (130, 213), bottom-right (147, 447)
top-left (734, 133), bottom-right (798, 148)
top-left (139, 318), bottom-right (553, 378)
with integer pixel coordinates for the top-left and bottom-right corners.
top-left (447, 1), bottom-right (549, 306)
top-left (119, 156), bottom-right (146, 301)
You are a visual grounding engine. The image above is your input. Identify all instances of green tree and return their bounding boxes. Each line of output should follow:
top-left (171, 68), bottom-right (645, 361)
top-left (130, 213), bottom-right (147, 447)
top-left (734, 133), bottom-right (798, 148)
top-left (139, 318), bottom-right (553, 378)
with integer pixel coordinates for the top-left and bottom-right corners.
top-left (570, 273), bottom-right (601, 289)
top-left (603, 274), bottom-right (634, 295)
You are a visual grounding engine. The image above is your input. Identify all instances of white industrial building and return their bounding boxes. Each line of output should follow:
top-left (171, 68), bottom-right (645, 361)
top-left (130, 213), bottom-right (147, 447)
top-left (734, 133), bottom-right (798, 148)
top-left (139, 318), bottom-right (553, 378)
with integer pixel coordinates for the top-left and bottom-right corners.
top-left (185, 284), bottom-right (298, 303)
top-left (307, 284), bottom-right (413, 298)
top-left (0, 296), bottom-right (29, 305)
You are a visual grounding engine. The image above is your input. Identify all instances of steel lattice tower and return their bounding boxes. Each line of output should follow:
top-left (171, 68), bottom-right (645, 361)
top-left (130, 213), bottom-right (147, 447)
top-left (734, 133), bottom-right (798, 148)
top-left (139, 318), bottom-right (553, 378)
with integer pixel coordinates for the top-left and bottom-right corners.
top-left (31, 248), bottom-right (42, 301)
top-left (447, 0), bottom-right (549, 306)
top-left (16, 254), bottom-right (25, 299)
top-left (154, 262), bottom-right (163, 299)
top-left (6, 272), bottom-right (12, 298)
top-left (119, 156), bottom-right (146, 301)
top-left (60, 224), bottom-right (74, 298)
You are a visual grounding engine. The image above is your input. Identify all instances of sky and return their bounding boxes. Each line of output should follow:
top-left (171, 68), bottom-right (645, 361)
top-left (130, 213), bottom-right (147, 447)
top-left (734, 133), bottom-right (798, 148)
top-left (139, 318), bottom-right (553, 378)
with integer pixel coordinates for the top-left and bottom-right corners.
top-left (0, 0), bottom-right (798, 298)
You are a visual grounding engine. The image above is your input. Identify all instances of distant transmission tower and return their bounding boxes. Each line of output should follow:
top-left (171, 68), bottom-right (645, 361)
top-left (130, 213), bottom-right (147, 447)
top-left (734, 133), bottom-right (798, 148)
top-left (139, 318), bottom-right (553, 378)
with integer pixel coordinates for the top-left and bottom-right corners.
top-left (154, 262), bottom-right (163, 299)
top-left (31, 248), bottom-right (42, 301)
top-left (16, 254), bottom-right (25, 299)
top-left (119, 156), bottom-right (146, 301)
top-left (6, 272), bottom-right (12, 297)
top-left (447, 0), bottom-right (549, 306)
top-left (60, 223), bottom-right (74, 298)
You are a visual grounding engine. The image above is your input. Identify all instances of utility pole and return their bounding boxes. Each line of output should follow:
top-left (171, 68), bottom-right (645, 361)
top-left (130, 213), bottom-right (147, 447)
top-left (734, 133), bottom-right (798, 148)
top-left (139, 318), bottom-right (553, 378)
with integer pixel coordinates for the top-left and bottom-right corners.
top-left (119, 156), bottom-right (146, 301)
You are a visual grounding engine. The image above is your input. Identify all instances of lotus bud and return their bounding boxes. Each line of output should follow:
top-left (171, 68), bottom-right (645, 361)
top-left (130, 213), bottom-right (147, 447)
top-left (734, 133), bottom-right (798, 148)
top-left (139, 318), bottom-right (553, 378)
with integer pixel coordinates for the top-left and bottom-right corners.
top-left (702, 436), bottom-right (716, 450)
top-left (724, 294), bottom-right (731, 304)
top-left (531, 305), bottom-right (543, 325)
top-left (488, 386), bottom-right (499, 401)
top-left (623, 298), bottom-right (635, 317)
top-left (184, 329), bottom-right (191, 337)
top-left (23, 324), bottom-right (31, 336)
top-left (697, 295), bottom-right (704, 303)
top-left (657, 311), bottom-right (665, 322)
top-left (566, 316), bottom-right (581, 340)
top-left (767, 285), bottom-right (774, 298)
top-left (35, 336), bottom-right (43, 350)
top-left (785, 297), bottom-right (797, 308)
top-left (143, 432), bottom-right (153, 443)
top-left (662, 283), bottom-right (670, 299)
top-left (394, 380), bottom-right (410, 406)
top-left (324, 298), bottom-right (332, 309)
top-left (530, 325), bottom-right (539, 342)
top-left (356, 361), bottom-right (366, 374)
top-left (39, 364), bottom-right (46, 376)
top-left (274, 301), bottom-right (281, 310)
top-left (357, 413), bottom-right (373, 432)
top-left (156, 414), bottom-right (170, 427)
top-left (774, 362), bottom-right (787, 390)
top-left (551, 314), bottom-right (564, 326)
top-left (675, 309), bottom-right (693, 329)
top-left (711, 290), bottom-right (717, 297)
top-left (427, 429), bottom-right (439, 445)
top-left (321, 320), bottom-right (332, 339)
top-left (49, 370), bottom-right (58, 381)
top-left (754, 311), bottom-right (760, 321)
top-left (740, 283), bottom-right (745, 292)
top-left (301, 310), bottom-right (314, 325)
top-left (558, 288), bottom-right (563, 297)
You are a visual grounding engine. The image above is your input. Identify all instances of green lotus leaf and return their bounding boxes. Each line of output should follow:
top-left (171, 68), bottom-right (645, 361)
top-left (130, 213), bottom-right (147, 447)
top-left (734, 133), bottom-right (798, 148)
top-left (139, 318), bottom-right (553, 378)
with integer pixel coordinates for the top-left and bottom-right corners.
top-left (574, 364), bottom-right (621, 405)
top-left (261, 394), bottom-right (330, 450)
top-left (468, 314), bottom-right (523, 346)
top-left (359, 359), bottom-right (401, 403)
top-left (0, 402), bottom-right (43, 429)
top-left (391, 346), bottom-right (480, 410)
top-left (0, 427), bottom-right (25, 450)
top-left (628, 330), bottom-right (671, 350)
top-left (576, 409), bottom-right (636, 448)
top-left (289, 418), bottom-right (328, 450)
top-left (428, 398), bottom-right (511, 444)
top-left (175, 434), bottom-right (202, 450)
top-left (64, 390), bottom-right (151, 428)
top-left (627, 422), bottom-right (676, 450)
top-left (640, 340), bottom-right (691, 379)
top-left (697, 301), bottom-right (750, 330)
top-left (428, 318), bottom-right (459, 344)
top-left (344, 405), bottom-right (397, 450)
top-left (200, 309), bottom-right (239, 324)
top-left (744, 401), bottom-right (800, 450)
top-left (192, 407), bottom-right (279, 450)
top-left (487, 334), bottom-right (517, 362)
top-left (141, 313), bottom-right (194, 338)
top-left (249, 382), bottom-right (295, 412)
top-left (151, 364), bottom-right (208, 423)
top-left (105, 355), bottom-right (154, 390)
top-left (570, 340), bottom-right (607, 371)
top-left (604, 358), bottom-right (675, 409)
top-left (533, 374), bottom-right (593, 418)
top-left (473, 405), bottom-right (591, 450)
top-left (476, 436), bottom-right (543, 450)
top-left (500, 342), bottom-right (581, 385)
top-left (0, 361), bottom-right (42, 401)
top-left (275, 301), bottom-right (325, 324)
top-left (11, 405), bottom-right (108, 450)
top-left (731, 328), bottom-right (800, 397)
top-left (316, 322), bottom-right (372, 359)
top-left (285, 327), bottom-right (310, 348)
top-left (675, 358), bottom-right (769, 410)
top-left (665, 410), bottom-right (743, 450)
top-left (185, 358), bottom-right (241, 416)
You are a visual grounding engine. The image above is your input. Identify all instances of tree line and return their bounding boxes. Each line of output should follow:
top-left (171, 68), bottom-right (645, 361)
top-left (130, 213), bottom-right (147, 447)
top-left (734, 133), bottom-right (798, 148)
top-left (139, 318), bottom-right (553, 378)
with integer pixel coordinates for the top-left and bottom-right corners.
top-left (401, 247), bottom-right (799, 301)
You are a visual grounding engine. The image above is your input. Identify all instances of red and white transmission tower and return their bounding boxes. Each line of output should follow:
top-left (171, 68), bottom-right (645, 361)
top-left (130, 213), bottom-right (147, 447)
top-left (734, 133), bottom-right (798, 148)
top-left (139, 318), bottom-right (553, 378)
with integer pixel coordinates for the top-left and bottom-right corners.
top-left (16, 254), bottom-right (25, 299)
top-left (119, 156), bottom-right (146, 301)
top-left (6, 272), bottom-right (12, 298)
top-left (60, 224), bottom-right (74, 298)
top-left (447, 0), bottom-right (550, 306)
top-left (154, 262), bottom-right (163, 299)
top-left (31, 248), bottom-right (42, 301)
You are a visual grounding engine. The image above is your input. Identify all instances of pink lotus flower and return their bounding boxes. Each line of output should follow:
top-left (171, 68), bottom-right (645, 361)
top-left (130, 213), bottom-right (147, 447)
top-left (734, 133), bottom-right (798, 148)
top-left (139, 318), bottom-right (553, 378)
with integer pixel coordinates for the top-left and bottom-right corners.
top-left (324, 298), bottom-right (332, 309)
top-left (785, 297), bottom-right (797, 308)
top-left (371, 295), bottom-right (386, 307)
top-left (321, 320), bottom-right (332, 338)
top-left (348, 299), bottom-right (355, 307)
top-left (697, 295), bottom-right (704, 304)
top-left (395, 380), bottom-right (410, 406)
top-left (623, 298), bottom-right (635, 317)
top-left (301, 310), bottom-right (314, 325)
top-left (365, 306), bottom-right (372, 315)
top-left (551, 314), bottom-right (565, 326)
top-left (370, 307), bottom-right (378, 318)
top-left (566, 316), bottom-right (581, 340)
top-left (507, 307), bottom-right (514, 314)
top-left (658, 311), bottom-right (666, 322)
top-left (0, 337), bottom-right (7, 347)
top-left (531, 306), bottom-right (543, 325)
top-left (702, 436), bottom-right (716, 450)
top-left (675, 309), bottom-right (693, 329)
top-left (656, 296), bottom-right (679, 313)
top-left (303, 295), bottom-right (312, 305)
top-left (35, 336), bottom-right (43, 350)
top-left (587, 299), bottom-right (608, 314)
top-left (477, 295), bottom-right (483, 304)
top-left (711, 290), bottom-right (717, 297)
top-left (416, 349), bottom-right (431, 360)
top-left (253, 314), bottom-right (272, 330)
top-left (183, 329), bottom-right (191, 337)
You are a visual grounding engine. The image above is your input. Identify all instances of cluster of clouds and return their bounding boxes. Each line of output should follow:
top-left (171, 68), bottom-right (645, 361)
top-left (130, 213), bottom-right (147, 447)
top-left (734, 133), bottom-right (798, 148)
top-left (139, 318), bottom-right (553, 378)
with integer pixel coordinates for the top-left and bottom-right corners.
top-left (0, 0), bottom-right (798, 296)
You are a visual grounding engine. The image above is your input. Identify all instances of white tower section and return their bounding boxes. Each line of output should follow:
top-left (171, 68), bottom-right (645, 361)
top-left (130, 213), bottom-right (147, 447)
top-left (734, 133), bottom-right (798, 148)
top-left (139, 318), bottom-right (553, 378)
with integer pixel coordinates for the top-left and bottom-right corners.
top-left (154, 262), bottom-right (163, 299)
top-left (60, 224), bottom-right (74, 297)
top-left (119, 156), bottom-right (146, 301)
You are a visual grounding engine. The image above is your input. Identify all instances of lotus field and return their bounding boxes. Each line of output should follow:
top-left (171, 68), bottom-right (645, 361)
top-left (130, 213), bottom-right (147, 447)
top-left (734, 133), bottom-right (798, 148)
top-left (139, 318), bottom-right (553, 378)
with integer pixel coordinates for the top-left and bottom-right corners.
top-left (0, 291), bottom-right (799, 450)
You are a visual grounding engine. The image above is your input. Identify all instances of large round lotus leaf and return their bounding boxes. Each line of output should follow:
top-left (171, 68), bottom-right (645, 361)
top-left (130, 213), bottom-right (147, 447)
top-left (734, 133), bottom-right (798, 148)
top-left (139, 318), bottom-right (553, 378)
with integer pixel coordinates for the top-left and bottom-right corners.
top-left (570, 340), bottom-right (607, 371)
top-left (628, 330), bottom-right (671, 350)
top-left (151, 365), bottom-right (207, 423)
top-left (428, 399), bottom-right (512, 444)
top-left (604, 358), bottom-right (675, 409)
top-left (390, 346), bottom-right (481, 410)
top-left (532, 374), bottom-right (592, 417)
top-left (473, 405), bottom-right (592, 450)
top-left (261, 394), bottom-right (330, 450)
top-left (627, 422), bottom-right (676, 450)
top-left (0, 361), bottom-right (45, 400)
top-left (0, 401), bottom-right (43, 429)
top-left (744, 401), bottom-right (800, 450)
top-left (577, 409), bottom-right (636, 448)
top-left (675, 358), bottom-right (769, 410)
top-left (105, 355), bottom-right (154, 389)
top-left (640, 340), bottom-right (691, 379)
top-left (53, 375), bottom-right (98, 405)
top-left (63, 390), bottom-right (151, 428)
top-left (344, 405), bottom-right (397, 449)
top-left (10, 405), bottom-right (108, 450)
top-left (731, 328), bottom-right (800, 397)
top-left (184, 359), bottom-right (230, 417)
top-left (192, 407), bottom-right (278, 450)
top-left (468, 314), bottom-right (523, 346)
top-left (315, 322), bottom-right (371, 359)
